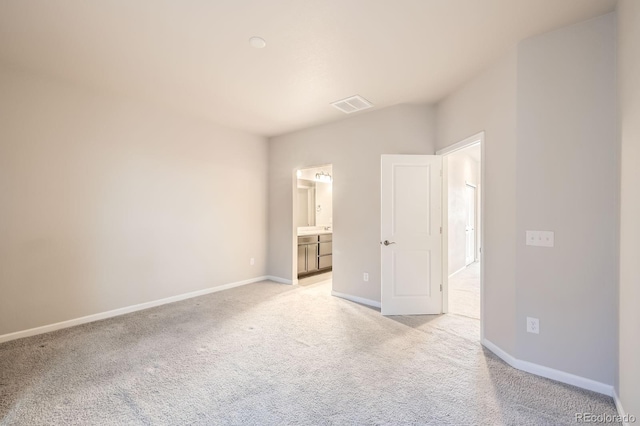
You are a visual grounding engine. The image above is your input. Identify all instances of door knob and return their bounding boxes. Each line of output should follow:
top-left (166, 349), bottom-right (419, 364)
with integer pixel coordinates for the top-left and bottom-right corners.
top-left (383, 240), bottom-right (396, 246)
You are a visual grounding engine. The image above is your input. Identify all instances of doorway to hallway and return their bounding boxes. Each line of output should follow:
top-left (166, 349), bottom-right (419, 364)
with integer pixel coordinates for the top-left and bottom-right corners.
top-left (438, 133), bottom-right (483, 325)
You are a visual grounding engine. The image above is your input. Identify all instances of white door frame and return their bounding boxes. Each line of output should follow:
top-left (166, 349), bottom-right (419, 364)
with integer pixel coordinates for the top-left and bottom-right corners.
top-left (436, 131), bottom-right (485, 340)
top-left (291, 168), bottom-right (300, 285)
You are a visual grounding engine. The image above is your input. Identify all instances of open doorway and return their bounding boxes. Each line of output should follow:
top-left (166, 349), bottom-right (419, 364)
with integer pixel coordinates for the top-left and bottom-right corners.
top-left (294, 165), bottom-right (333, 286)
top-left (438, 133), bottom-right (483, 331)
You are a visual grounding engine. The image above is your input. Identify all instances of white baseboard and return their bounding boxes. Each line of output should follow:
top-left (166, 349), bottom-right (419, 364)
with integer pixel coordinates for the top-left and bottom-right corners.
top-left (613, 390), bottom-right (631, 426)
top-left (482, 338), bottom-right (614, 397)
top-left (265, 275), bottom-right (293, 285)
top-left (0, 276), bottom-right (271, 344)
top-left (331, 290), bottom-right (381, 308)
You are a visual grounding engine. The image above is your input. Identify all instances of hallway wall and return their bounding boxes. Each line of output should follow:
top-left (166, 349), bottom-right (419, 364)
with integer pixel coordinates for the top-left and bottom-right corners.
top-left (447, 149), bottom-right (481, 275)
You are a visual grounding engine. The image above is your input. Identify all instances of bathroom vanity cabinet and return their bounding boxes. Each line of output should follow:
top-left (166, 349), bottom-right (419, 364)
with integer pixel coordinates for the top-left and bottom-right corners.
top-left (297, 233), bottom-right (332, 277)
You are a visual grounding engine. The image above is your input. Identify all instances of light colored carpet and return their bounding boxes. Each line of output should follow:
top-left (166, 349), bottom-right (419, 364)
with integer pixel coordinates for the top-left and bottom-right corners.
top-left (0, 279), bottom-right (618, 425)
top-left (449, 262), bottom-right (481, 319)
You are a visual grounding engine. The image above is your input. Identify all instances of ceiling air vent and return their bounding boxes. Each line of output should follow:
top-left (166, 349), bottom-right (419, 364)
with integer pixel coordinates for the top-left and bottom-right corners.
top-left (330, 95), bottom-right (373, 114)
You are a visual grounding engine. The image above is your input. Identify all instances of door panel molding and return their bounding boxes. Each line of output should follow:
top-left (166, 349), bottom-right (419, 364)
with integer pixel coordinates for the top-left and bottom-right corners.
top-left (381, 155), bottom-right (442, 315)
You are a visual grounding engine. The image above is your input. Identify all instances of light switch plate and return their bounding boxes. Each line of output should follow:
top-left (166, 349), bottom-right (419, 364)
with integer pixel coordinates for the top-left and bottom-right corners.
top-left (526, 231), bottom-right (554, 247)
top-left (540, 231), bottom-right (554, 247)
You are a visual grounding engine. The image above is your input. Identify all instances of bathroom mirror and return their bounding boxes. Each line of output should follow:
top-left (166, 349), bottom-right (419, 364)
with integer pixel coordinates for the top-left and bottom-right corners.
top-left (296, 179), bottom-right (316, 227)
top-left (296, 166), bottom-right (333, 230)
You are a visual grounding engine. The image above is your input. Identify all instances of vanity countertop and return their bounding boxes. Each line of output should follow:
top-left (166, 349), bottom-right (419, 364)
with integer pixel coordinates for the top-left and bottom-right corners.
top-left (298, 229), bottom-right (332, 237)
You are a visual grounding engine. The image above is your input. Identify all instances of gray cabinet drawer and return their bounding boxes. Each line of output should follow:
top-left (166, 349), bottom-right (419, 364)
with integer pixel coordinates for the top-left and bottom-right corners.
top-left (319, 234), bottom-right (332, 242)
top-left (319, 255), bottom-right (332, 270)
top-left (298, 235), bottom-right (318, 244)
top-left (319, 242), bottom-right (332, 256)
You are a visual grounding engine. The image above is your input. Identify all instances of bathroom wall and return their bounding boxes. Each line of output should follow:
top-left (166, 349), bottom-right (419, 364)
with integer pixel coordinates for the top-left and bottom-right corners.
top-left (315, 182), bottom-right (332, 227)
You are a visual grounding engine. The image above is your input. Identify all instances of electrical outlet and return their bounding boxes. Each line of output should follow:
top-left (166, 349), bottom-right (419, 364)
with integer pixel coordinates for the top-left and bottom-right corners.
top-left (250, 258), bottom-right (255, 266)
top-left (527, 317), bottom-right (540, 334)
top-left (363, 272), bottom-right (369, 282)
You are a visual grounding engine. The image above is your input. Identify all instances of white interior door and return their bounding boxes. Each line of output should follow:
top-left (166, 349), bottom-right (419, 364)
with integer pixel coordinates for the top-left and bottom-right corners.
top-left (381, 155), bottom-right (442, 315)
top-left (465, 185), bottom-right (476, 265)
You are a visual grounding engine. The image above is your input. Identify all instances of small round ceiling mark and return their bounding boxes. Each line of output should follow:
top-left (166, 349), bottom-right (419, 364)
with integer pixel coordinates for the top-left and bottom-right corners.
top-left (249, 37), bottom-right (266, 49)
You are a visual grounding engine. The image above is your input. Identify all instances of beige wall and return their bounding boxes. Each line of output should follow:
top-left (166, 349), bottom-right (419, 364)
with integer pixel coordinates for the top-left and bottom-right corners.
top-left (617, 0), bottom-right (640, 417)
top-left (447, 151), bottom-right (480, 275)
top-left (436, 51), bottom-right (518, 354)
top-left (437, 14), bottom-right (619, 386)
top-left (268, 104), bottom-right (435, 301)
top-left (0, 67), bottom-right (268, 336)
top-left (516, 13), bottom-right (617, 385)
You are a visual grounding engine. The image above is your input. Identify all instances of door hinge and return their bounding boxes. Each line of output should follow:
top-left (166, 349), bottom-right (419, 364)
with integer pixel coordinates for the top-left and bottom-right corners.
top-left (440, 226), bottom-right (442, 234)
top-left (440, 169), bottom-right (443, 177)
top-left (440, 284), bottom-right (443, 291)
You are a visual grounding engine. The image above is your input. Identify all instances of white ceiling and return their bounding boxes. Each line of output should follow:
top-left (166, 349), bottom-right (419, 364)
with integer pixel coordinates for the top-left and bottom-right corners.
top-left (0, 0), bottom-right (616, 137)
